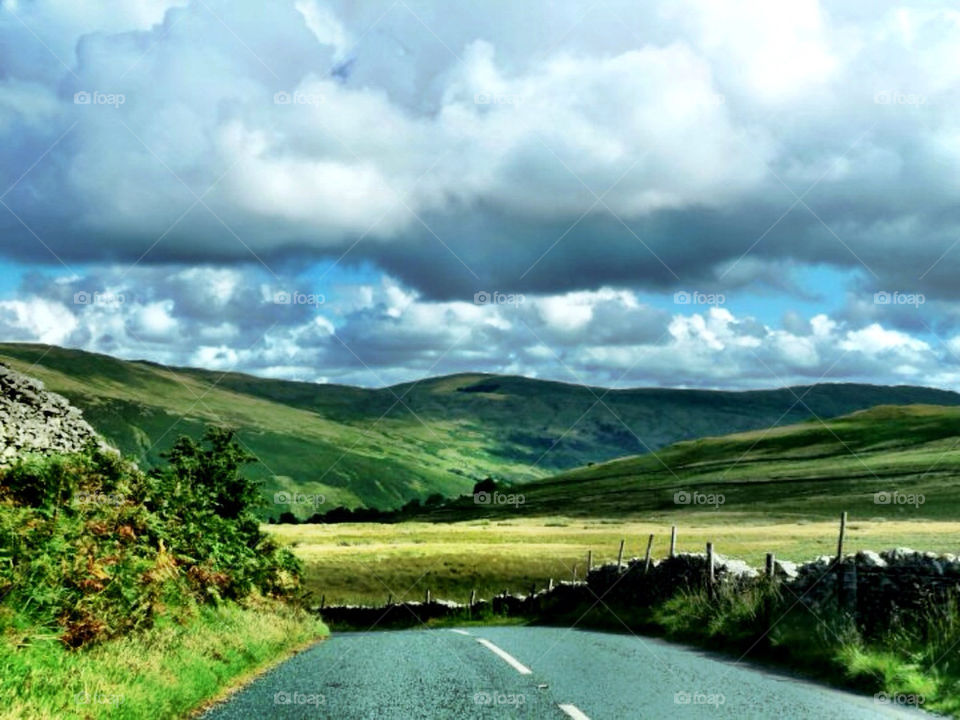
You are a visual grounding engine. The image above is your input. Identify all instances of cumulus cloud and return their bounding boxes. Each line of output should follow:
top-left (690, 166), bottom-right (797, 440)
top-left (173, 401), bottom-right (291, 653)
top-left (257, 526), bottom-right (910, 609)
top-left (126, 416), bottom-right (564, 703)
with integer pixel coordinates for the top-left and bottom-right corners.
top-left (0, 297), bottom-right (78, 345)
top-left (4, 1), bottom-right (960, 390)
top-left (2, 0), bottom-right (960, 300)
top-left (4, 266), bottom-right (960, 391)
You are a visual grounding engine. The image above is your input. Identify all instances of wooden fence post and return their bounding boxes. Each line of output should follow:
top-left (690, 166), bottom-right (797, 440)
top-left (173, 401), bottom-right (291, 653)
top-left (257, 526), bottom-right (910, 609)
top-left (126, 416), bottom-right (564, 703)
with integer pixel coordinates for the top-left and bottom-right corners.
top-left (669, 526), bottom-right (677, 558)
top-left (643, 534), bottom-right (654, 573)
top-left (320, 594), bottom-right (325, 610)
top-left (425, 588), bottom-right (431, 605)
top-left (765, 553), bottom-right (775, 580)
top-left (706, 542), bottom-right (715, 596)
top-left (548, 578), bottom-right (554, 592)
top-left (587, 550), bottom-right (593, 573)
top-left (836, 511), bottom-right (847, 562)
top-left (836, 511), bottom-right (849, 608)
top-left (617, 539), bottom-right (625, 570)
top-left (387, 593), bottom-right (393, 606)
top-left (530, 582), bottom-right (536, 598)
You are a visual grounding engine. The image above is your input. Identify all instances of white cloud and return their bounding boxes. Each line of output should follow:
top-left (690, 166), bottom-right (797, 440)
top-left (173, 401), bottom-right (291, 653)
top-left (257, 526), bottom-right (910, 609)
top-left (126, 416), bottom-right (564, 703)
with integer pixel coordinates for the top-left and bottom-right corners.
top-left (294, 0), bottom-right (351, 60)
top-left (132, 300), bottom-right (179, 341)
top-left (537, 295), bottom-right (593, 332)
top-left (8, 266), bottom-right (959, 391)
top-left (6, 0), bottom-right (960, 391)
top-left (0, 297), bottom-right (77, 344)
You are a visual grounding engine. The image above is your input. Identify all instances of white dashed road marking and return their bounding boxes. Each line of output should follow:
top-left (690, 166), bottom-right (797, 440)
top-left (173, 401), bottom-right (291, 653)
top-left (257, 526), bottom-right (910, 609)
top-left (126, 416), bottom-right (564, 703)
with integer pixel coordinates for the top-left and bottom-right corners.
top-left (558, 703), bottom-right (591, 720)
top-left (475, 638), bottom-right (533, 675)
top-left (468, 634), bottom-right (588, 718)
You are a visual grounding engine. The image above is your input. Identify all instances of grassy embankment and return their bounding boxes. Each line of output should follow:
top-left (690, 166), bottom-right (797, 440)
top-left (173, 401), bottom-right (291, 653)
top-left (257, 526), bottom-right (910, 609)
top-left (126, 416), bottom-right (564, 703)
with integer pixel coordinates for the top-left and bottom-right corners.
top-left (0, 433), bottom-right (326, 720)
top-left (572, 580), bottom-right (960, 717)
top-left (1, 601), bottom-right (326, 720)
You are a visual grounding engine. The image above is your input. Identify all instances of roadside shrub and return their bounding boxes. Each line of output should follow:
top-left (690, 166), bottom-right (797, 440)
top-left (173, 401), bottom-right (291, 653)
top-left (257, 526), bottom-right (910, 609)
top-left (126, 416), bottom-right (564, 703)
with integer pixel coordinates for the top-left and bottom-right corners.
top-left (0, 428), bottom-right (302, 648)
top-left (655, 580), bottom-right (784, 650)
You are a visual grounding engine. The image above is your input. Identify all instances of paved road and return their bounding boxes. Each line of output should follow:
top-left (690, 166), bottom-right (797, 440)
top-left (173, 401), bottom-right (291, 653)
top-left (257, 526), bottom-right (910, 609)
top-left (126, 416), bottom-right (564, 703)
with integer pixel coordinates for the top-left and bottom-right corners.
top-left (202, 626), bottom-right (928, 719)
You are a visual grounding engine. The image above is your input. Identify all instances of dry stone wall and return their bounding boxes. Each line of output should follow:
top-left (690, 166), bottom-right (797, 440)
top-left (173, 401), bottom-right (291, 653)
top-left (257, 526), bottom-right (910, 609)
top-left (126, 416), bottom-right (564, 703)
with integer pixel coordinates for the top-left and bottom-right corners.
top-left (319, 549), bottom-right (960, 633)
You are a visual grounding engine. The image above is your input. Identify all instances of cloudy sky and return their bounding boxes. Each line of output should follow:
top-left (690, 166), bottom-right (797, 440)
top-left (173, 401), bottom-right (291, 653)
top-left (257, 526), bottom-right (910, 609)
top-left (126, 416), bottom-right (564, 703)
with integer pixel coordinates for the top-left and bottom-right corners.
top-left (1, 0), bottom-right (959, 389)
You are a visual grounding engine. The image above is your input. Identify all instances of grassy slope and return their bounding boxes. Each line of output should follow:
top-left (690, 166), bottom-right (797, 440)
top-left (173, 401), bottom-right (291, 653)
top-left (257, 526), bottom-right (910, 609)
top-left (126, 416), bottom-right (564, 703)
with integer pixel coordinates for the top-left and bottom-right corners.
top-left (0, 600), bottom-right (327, 720)
top-left (5, 342), bottom-right (960, 514)
top-left (417, 404), bottom-right (960, 520)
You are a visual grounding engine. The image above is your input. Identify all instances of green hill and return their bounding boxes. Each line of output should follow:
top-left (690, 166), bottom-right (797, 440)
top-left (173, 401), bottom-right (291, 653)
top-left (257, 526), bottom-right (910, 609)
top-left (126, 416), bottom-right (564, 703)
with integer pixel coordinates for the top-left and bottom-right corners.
top-left (438, 404), bottom-right (960, 520)
top-left (3, 342), bottom-right (960, 517)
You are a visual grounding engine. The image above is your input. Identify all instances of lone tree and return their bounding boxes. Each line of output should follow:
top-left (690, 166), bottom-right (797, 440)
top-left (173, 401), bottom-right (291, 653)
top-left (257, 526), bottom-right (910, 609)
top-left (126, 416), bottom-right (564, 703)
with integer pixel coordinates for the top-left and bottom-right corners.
top-left (472, 477), bottom-right (498, 495)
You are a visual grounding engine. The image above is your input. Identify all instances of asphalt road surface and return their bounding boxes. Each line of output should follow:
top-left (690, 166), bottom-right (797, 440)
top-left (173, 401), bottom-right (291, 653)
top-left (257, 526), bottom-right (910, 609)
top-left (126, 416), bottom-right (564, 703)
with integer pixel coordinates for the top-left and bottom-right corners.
top-left (201, 626), bottom-right (928, 719)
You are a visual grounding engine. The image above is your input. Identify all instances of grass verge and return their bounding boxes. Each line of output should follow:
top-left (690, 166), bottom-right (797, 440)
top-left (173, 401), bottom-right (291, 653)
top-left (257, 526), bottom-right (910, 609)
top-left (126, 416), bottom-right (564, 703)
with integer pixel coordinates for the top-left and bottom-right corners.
top-left (547, 583), bottom-right (958, 717)
top-left (0, 598), bottom-right (328, 720)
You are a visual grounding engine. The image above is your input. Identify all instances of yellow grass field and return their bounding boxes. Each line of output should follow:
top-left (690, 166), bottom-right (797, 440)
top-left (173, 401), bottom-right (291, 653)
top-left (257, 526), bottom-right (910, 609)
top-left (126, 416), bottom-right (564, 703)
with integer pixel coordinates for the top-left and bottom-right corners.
top-left (267, 515), bottom-right (960, 606)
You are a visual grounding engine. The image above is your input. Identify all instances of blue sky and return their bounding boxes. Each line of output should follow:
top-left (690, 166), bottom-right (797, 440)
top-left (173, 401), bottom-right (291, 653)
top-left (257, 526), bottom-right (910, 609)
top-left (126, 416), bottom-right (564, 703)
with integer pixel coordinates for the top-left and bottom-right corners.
top-left (1, 0), bottom-right (960, 389)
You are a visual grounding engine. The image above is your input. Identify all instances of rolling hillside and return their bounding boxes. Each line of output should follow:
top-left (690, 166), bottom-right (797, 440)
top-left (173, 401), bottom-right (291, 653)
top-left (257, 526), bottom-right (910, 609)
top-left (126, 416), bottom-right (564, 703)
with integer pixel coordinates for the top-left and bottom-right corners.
top-left (3, 342), bottom-right (960, 516)
top-left (423, 404), bottom-right (960, 520)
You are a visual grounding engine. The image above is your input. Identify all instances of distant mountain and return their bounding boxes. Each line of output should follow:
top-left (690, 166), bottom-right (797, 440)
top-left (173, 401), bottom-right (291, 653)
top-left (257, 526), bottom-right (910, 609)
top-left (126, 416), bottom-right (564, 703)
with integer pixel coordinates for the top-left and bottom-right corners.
top-left (413, 404), bottom-right (960, 521)
top-left (3, 343), bottom-right (960, 516)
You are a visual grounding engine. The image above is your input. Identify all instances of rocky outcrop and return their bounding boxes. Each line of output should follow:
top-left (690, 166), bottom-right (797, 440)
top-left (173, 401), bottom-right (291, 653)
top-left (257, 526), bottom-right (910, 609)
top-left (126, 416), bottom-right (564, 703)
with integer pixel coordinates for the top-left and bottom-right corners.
top-left (0, 363), bottom-right (104, 462)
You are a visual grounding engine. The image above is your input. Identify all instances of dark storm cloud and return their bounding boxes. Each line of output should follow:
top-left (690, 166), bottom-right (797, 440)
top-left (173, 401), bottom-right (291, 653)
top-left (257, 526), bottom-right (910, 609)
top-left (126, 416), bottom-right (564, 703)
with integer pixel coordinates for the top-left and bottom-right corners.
top-left (6, 1), bottom-right (960, 389)
top-left (7, 0), bottom-right (960, 302)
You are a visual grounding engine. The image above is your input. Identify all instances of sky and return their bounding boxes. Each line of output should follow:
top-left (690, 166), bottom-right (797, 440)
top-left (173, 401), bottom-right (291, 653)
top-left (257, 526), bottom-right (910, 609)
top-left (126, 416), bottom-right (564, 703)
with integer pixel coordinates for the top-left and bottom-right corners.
top-left (1, 0), bottom-right (960, 389)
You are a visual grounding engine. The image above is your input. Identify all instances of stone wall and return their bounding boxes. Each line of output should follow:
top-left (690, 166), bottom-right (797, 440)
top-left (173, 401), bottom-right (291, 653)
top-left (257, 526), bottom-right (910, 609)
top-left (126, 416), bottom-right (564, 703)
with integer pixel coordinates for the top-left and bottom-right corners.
top-left (792, 549), bottom-right (960, 634)
top-left (0, 363), bottom-right (104, 463)
top-left (318, 549), bottom-right (960, 633)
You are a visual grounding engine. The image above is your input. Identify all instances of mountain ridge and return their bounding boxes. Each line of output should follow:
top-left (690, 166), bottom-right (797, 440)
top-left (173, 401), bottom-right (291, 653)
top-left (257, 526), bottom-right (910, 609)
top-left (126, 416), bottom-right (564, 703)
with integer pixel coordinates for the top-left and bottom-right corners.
top-left (2, 342), bottom-right (960, 515)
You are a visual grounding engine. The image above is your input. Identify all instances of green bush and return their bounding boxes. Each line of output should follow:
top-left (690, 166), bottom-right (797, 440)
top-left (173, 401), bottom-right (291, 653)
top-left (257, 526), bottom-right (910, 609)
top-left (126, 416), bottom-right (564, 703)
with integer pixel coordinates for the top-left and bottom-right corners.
top-left (0, 428), bottom-right (302, 648)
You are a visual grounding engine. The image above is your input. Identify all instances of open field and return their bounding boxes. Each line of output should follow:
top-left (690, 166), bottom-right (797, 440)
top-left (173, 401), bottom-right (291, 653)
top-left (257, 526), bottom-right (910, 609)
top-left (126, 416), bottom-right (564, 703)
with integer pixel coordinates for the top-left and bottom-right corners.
top-left (269, 515), bottom-right (960, 606)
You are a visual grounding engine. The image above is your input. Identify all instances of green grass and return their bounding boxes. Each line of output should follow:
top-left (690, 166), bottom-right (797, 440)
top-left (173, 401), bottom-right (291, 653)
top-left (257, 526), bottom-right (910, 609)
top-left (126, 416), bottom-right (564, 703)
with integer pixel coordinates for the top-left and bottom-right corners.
top-left (661, 586), bottom-right (957, 716)
top-left (270, 516), bottom-right (960, 606)
top-left (0, 599), bottom-right (328, 719)
top-left (547, 583), bottom-right (959, 716)
top-left (285, 405), bottom-right (960, 606)
top-left (408, 404), bottom-right (960, 521)
top-left (5, 342), bottom-right (959, 515)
